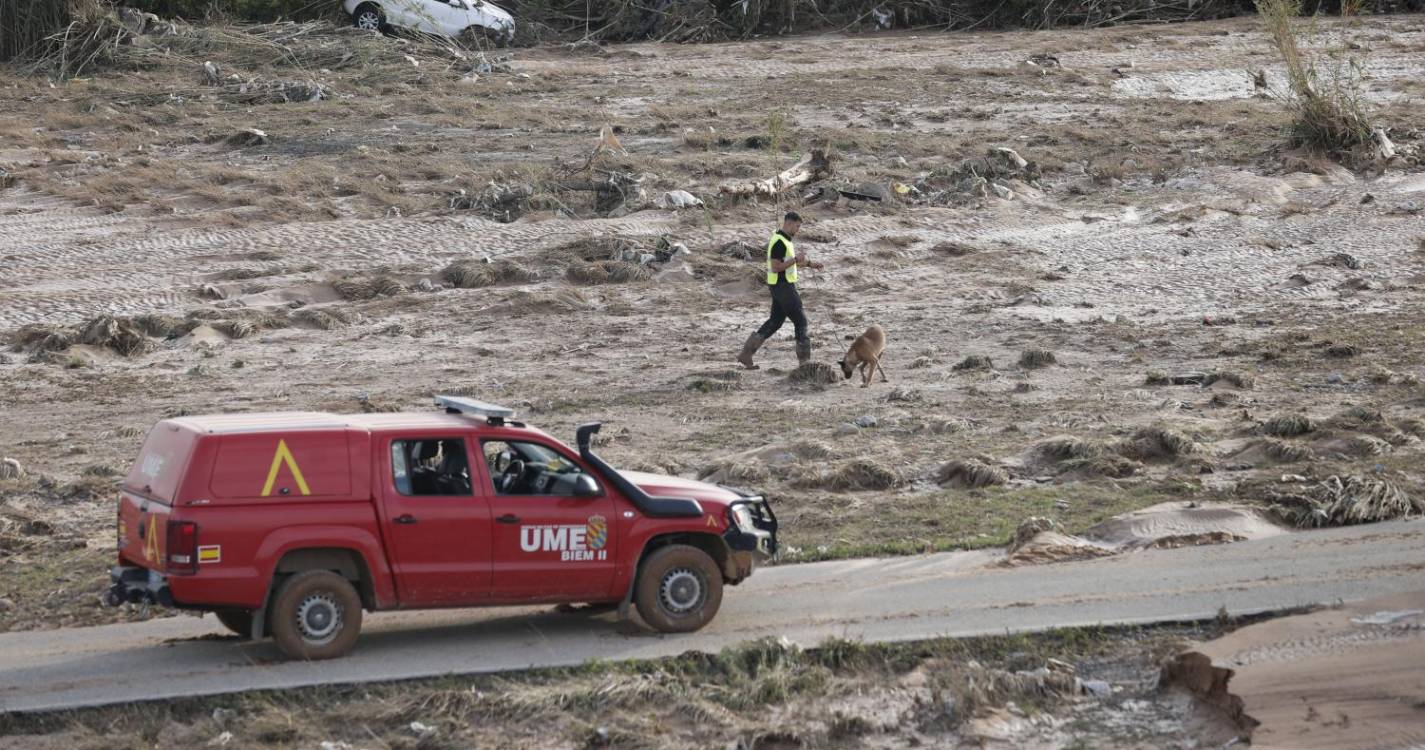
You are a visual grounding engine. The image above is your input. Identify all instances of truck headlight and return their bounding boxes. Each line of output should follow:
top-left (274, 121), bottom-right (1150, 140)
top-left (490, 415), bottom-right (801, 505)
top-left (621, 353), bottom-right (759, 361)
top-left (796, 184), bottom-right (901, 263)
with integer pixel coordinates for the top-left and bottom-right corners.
top-left (730, 504), bottom-right (755, 531)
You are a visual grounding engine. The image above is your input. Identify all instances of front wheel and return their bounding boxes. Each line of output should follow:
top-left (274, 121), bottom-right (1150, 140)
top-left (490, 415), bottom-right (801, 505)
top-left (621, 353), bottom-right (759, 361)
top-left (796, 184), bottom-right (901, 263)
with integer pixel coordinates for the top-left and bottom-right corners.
top-left (634, 544), bottom-right (724, 633)
top-left (460, 25), bottom-right (508, 49)
top-left (269, 570), bottom-right (363, 660)
top-left (352, 3), bottom-right (386, 32)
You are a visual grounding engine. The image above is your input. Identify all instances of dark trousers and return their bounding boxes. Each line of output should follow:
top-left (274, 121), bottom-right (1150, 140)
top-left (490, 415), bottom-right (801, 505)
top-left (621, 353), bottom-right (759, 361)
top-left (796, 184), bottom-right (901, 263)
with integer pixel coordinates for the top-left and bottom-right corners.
top-left (756, 283), bottom-right (808, 343)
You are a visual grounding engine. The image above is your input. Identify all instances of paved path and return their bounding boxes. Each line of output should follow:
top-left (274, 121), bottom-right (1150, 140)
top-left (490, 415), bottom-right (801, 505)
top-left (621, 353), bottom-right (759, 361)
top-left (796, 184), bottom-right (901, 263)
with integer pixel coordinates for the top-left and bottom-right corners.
top-left (2, 520), bottom-right (1422, 713)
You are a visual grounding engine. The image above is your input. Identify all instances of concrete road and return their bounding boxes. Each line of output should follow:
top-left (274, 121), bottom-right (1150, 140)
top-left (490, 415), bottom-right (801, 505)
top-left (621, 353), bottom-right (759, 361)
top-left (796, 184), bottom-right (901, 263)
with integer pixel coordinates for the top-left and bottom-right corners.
top-left (2, 520), bottom-right (1422, 713)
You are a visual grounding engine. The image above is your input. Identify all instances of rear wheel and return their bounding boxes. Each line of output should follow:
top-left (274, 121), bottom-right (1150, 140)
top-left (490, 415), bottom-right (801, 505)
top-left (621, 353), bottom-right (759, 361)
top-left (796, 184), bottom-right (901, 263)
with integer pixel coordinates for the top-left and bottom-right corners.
top-left (269, 570), bottom-right (363, 660)
top-left (215, 609), bottom-right (253, 639)
top-left (634, 544), bottom-right (723, 633)
top-left (352, 3), bottom-right (385, 32)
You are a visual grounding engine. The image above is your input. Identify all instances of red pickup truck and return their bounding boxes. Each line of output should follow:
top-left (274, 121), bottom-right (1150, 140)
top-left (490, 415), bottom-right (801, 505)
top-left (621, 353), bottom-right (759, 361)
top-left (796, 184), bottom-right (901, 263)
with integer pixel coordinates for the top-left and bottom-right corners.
top-left (107, 396), bottom-right (777, 660)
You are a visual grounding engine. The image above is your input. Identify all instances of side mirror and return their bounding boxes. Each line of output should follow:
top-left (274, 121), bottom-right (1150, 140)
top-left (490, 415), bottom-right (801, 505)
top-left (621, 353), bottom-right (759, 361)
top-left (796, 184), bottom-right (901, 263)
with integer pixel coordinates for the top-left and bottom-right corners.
top-left (448, 0), bottom-right (465, 7)
top-left (574, 473), bottom-right (601, 497)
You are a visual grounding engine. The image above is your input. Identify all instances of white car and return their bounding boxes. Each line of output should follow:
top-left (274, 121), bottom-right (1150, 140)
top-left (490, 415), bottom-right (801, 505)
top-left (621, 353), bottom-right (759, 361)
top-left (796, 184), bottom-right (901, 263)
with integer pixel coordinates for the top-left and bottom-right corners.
top-left (344, 0), bottom-right (515, 43)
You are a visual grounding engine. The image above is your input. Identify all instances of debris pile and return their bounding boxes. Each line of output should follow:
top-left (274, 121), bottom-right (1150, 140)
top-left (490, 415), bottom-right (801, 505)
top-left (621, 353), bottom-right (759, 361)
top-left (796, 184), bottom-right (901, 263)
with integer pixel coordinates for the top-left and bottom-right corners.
top-left (1267, 474), bottom-right (1422, 528)
top-left (911, 148), bottom-right (1043, 205)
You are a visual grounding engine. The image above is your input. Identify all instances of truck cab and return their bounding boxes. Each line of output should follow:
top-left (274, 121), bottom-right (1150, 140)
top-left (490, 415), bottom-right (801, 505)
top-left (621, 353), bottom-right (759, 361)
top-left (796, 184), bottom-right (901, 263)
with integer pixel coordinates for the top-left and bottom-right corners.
top-left (109, 396), bottom-right (777, 659)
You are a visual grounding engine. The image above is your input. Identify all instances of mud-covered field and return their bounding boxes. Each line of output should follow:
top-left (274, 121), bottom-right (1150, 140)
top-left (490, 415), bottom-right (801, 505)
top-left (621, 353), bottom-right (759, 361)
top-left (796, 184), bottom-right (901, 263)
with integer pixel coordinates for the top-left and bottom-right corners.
top-left (2, 12), bottom-right (1425, 636)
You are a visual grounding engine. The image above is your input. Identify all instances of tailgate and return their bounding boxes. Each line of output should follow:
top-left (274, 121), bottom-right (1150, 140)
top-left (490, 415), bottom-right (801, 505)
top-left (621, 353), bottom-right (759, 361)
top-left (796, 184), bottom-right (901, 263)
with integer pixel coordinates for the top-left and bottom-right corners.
top-left (118, 490), bottom-right (171, 571)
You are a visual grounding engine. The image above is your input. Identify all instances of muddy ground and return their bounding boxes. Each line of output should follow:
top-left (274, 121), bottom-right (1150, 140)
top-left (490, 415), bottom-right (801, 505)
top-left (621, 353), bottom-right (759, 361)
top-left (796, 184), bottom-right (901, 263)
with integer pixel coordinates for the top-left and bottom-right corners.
top-left (0, 622), bottom-right (1251, 749)
top-left (2, 13), bottom-right (1425, 634)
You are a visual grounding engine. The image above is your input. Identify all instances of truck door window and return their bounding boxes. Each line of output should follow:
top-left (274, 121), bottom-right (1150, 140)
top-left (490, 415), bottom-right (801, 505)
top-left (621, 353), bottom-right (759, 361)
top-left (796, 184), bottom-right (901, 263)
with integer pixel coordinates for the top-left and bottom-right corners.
top-left (391, 439), bottom-right (472, 496)
top-left (484, 440), bottom-right (597, 497)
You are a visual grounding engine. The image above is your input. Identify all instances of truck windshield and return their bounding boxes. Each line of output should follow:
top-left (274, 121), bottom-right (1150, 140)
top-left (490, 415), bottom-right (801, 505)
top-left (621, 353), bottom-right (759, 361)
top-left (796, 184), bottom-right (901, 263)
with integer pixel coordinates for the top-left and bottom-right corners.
top-left (513, 442), bottom-right (577, 473)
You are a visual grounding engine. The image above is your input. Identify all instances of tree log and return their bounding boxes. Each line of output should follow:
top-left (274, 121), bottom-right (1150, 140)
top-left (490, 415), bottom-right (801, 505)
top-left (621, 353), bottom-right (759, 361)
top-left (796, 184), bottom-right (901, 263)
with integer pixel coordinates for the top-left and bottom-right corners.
top-left (720, 148), bottom-right (833, 197)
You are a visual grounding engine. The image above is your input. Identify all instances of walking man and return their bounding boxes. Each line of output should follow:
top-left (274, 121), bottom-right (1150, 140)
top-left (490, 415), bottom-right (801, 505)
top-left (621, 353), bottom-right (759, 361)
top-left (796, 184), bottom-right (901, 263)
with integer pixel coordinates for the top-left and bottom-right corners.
top-left (738, 211), bottom-right (823, 369)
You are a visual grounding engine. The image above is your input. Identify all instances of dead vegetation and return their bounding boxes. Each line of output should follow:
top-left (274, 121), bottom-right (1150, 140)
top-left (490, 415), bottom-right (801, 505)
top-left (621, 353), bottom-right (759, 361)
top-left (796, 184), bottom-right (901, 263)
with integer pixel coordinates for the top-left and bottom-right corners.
top-left (936, 458), bottom-right (1009, 488)
top-left (1254, 0), bottom-right (1384, 163)
top-left (801, 459), bottom-right (901, 491)
top-left (1269, 474), bottom-right (1422, 527)
top-left (0, 625), bottom-right (1223, 748)
top-left (1119, 427), bottom-right (1200, 462)
top-left (442, 259), bottom-right (540, 289)
top-left (952, 355), bottom-right (995, 372)
top-left (1018, 349), bottom-right (1058, 369)
top-left (1261, 414), bottom-right (1315, 437)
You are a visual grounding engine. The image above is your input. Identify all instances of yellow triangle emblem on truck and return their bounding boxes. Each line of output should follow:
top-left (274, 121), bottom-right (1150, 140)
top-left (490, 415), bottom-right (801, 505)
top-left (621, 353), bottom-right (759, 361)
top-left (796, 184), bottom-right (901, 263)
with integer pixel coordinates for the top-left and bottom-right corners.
top-left (143, 515), bottom-right (160, 562)
top-left (261, 439), bottom-right (311, 497)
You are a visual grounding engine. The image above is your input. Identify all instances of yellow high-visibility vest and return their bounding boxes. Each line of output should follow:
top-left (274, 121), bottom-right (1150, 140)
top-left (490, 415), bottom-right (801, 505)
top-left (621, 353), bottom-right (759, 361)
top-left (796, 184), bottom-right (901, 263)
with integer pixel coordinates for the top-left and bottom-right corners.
top-left (766, 233), bottom-right (797, 285)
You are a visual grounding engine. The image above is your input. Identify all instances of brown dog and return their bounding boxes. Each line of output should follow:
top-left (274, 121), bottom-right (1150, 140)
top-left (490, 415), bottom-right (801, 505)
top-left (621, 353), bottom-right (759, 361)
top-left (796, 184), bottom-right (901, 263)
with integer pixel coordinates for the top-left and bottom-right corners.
top-left (838, 325), bottom-right (887, 387)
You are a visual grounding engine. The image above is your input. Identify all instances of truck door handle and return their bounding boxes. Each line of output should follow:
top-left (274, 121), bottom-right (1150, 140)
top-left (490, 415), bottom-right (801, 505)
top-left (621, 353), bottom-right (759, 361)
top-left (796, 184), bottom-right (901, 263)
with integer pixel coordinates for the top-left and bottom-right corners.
top-left (394, 514), bottom-right (418, 525)
top-left (496, 514), bottom-right (520, 524)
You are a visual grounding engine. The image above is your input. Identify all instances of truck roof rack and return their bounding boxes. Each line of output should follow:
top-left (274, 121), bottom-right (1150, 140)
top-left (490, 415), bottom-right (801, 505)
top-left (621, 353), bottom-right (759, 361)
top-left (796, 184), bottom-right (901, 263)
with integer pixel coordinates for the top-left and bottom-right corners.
top-left (434, 395), bottom-right (516, 423)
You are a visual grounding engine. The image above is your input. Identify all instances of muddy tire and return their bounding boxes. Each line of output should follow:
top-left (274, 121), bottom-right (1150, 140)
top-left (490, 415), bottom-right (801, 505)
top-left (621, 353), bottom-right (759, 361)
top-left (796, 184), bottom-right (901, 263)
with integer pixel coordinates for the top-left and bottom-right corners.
top-left (634, 544), bottom-right (723, 633)
top-left (269, 570), bottom-right (363, 660)
top-left (214, 609), bottom-right (253, 639)
top-left (352, 3), bottom-right (385, 32)
top-left (459, 25), bottom-right (506, 49)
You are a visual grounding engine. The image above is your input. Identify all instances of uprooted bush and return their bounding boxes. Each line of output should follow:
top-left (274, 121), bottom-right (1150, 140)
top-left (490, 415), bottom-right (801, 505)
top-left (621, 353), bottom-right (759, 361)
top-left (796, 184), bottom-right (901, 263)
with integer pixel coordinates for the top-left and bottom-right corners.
top-left (935, 459), bottom-right (1008, 488)
top-left (333, 275), bottom-right (406, 300)
top-left (1261, 413), bottom-right (1315, 437)
top-left (1018, 349), bottom-right (1058, 369)
top-left (566, 260), bottom-right (652, 285)
top-left (1269, 474), bottom-right (1423, 527)
top-left (442, 260), bottom-right (539, 289)
top-left (1118, 427), bottom-right (1200, 461)
top-left (798, 459), bottom-right (901, 491)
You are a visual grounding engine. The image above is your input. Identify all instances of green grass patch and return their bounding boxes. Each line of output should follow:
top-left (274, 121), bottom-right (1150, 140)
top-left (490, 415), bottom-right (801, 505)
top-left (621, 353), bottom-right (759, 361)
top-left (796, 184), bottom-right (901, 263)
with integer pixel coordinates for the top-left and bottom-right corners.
top-left (777, 482), bottom-right (1197, 562)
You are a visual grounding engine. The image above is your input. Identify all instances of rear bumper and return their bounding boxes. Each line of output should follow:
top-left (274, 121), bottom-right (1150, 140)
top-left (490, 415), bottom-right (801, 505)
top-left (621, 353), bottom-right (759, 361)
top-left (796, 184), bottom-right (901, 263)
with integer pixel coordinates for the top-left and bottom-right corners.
top-left (105, 565), bottom-right (173, 608)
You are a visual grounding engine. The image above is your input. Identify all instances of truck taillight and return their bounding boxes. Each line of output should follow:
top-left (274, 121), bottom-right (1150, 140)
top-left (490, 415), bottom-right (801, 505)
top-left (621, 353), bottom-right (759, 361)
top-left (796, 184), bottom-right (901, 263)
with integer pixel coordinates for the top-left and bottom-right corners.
top-left (166, 520), bottom-right (199, 575)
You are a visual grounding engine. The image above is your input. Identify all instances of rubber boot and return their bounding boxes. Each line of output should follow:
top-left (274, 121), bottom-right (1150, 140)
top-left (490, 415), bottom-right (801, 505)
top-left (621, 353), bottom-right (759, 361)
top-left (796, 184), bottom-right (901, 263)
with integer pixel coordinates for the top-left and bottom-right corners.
top-left (795, 338), bottom-right (812, 366)
top-left (737, 334), bottom-right (765, 370)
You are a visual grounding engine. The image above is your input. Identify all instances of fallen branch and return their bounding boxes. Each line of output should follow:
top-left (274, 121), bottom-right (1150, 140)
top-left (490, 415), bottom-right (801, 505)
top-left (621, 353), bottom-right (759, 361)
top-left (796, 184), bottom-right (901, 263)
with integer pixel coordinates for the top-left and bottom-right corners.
top-left (720, 148), bottom-right (833, 198)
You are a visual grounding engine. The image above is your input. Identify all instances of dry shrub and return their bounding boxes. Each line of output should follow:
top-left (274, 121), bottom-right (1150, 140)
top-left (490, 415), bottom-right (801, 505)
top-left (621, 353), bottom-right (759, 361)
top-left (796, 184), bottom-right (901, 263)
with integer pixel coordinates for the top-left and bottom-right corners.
top-left (1262, 438), bottom-right (1313, 462)
top-left (931, 241), bottom-right (981, 257)
top-left (936, 459), bottom-right (1008, 488)
top-left (684, 370), bottom-right (742, 393)
top-left (567, 260), bottom-right (651, 285)
top-left (1018, 349), bottom-right (1057, 369)
top-left (787, 362), bottom-right (840, 386)
top-left (1061, 454), bottom-right (1140, 478)
top-left (78, 315), bottom-right (153, 356)
top-left (819, 459), bottom-right (901, 491)
top-left (1324, 343), bottom-right (1358, 358)
top-left (922, 659), bottom-right (1080, 727)
top-left (291, 307), bottom-right (349, 330)
top-left (1255, 0), bottom-right (1379, 161)
top-left (1036, 436), bottom-right (1104, 461)
top-left (1205, 370), bottom-right (1255, 389)
top-left (334, 275), bottom-right (405, 300)
top-left (1270, 475), bottom-right (1422, 528)
top-left (1120, 427), bottom-right (1199, 461)
top-left (213, 319), bottom-right (257, 339)
top-left (132, 313), bottom-right (192, 339)
top-left (1340, 434), bottom-right (1393, 456)
top-left (10, 324), bottom-right (74, 353)
top-left (952, 355), bottom-right (994, 372)
top-left (1262, 414), bottom-right (1315, 437)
